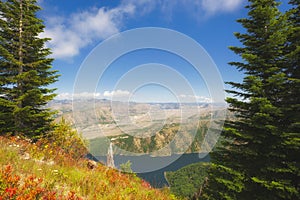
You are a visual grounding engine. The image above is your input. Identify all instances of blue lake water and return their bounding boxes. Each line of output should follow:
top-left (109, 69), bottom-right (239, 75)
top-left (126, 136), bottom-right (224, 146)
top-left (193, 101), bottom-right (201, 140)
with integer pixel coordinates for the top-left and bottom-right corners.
top-left (91, 153), bottom-right (210, 188)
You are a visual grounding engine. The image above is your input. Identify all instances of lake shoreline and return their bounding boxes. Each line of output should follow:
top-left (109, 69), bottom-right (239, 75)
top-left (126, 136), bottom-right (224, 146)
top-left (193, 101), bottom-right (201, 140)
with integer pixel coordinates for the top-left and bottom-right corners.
top-left (89, 153), bottom-right (210, 188)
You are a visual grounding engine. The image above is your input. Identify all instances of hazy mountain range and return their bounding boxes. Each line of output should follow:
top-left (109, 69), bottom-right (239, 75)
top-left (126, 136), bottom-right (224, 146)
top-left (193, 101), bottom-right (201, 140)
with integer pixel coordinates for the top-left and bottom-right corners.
top-left (48, 99), bottom-right (228, 155)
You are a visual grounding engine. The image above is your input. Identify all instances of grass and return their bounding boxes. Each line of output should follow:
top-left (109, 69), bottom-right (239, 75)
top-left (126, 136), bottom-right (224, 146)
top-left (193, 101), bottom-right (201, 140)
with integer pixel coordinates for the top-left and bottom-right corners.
top-left (0, 135), bottom-right (177, 199)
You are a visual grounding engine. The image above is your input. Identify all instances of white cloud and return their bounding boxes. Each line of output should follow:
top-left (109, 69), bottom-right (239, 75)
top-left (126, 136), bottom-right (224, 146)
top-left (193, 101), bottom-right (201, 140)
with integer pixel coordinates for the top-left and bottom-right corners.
top-left (55, 92), bottom-right (211, 102)
top-left (41, 0), bottom-right (242, 59)
top-left (55, 90), bottom-right (130, 100)
top-left (103, 90), bottom-right (131, 98)
top-left (121, 0), bottom-right (157, 15)
top-left (40, 4), bottom-right (135, 59)
top-left (122, 0), bottom-right (243, 17)
top-left (179, 94), bottom-right (212, 103)
top-left (195, 95), bottom-right (212, 103)
top-left (56, 92), bottom-right (102, 100)
top-left (200, 0), bottom-right (243, 15)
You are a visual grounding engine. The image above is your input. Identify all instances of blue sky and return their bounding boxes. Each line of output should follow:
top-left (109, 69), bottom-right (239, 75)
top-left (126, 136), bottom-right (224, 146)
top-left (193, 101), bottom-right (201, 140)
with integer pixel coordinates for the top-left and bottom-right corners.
top-left (37, 0), bottom-right (289, 103)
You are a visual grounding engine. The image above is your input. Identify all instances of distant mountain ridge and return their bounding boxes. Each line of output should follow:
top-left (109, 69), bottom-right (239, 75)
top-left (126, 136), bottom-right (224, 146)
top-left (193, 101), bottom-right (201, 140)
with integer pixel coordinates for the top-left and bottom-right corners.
top-left (48, 99), bottom-right (229, 156)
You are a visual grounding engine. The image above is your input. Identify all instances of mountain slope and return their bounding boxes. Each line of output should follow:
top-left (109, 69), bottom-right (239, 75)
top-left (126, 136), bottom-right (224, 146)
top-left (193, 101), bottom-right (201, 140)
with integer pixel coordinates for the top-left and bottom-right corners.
top-left (0, 136), bottom-right (176, 199)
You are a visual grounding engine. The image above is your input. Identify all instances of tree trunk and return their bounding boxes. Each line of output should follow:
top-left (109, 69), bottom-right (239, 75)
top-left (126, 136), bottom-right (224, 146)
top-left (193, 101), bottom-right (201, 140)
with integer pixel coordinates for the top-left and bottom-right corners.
top-left (16, 0), bottom-right (24, 132)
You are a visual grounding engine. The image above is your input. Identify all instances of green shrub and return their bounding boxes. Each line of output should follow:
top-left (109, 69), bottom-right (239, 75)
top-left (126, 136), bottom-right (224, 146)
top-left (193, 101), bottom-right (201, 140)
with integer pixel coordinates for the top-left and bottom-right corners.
top-left (38, 118), bottom-right (88, 163)
top-left (120, 160), bottom-right (133, 173)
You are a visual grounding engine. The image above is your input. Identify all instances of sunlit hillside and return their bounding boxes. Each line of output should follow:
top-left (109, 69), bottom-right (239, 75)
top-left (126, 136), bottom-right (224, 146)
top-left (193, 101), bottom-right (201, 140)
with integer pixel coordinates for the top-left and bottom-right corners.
top-left (0, 134), bottom-right (176, 199)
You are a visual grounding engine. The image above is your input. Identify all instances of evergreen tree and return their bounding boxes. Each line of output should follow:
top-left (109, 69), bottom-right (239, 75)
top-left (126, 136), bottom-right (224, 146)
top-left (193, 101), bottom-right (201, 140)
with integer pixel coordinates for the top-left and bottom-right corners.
top-left (0, 0), bottom-right (58, 138)
top-left (281, 0), bottom-right (300, 196)
top-left (203, 0), bottom-right (299, 199)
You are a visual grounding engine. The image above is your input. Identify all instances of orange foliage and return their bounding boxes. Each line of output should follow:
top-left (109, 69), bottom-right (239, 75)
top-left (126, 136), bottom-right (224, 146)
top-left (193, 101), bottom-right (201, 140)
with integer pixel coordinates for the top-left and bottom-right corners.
top-left (0, 165), bottom-right (82, 200)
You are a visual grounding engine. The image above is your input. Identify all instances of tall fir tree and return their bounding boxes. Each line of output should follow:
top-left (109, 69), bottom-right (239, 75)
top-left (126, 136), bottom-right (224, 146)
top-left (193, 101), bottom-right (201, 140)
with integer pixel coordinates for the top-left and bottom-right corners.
top-left (281, 0), bottom-right (300, 196)
top-left (0, 0), bottom-right (58, 138)
top-left (202, 0), bottom-right (299, 199)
